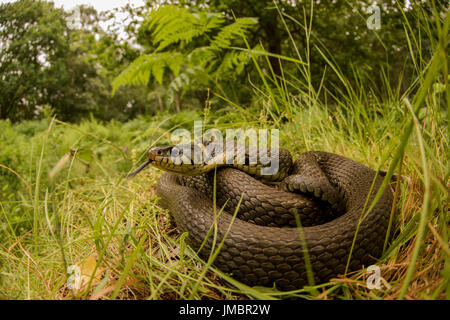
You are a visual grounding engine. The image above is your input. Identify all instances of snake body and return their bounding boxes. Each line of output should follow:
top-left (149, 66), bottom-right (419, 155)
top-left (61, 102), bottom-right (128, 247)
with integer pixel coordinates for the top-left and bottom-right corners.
top-left (133, 142), bottom-right (393, 290)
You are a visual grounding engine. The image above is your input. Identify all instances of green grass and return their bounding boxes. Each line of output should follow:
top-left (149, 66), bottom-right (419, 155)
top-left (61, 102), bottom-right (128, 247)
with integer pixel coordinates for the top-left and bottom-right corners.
top-left (0, 88), bottom-right (447, 300)
top-left (0, 4), bottom-right (448, 300)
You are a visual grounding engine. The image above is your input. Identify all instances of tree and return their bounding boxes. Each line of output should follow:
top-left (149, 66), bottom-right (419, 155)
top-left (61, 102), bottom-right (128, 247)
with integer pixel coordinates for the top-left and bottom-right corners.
top-left (0, 1), bottom-right (153, 122)
top-left (0, 0), bottom-right (69, 120)
top-left (182, 0), bottom-right (446, 97)
top-left (62, 4), bottom-right (151, 121)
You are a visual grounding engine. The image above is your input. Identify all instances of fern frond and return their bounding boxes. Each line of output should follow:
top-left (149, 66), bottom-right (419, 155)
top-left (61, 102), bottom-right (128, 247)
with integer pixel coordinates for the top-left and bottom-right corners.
top-left (112, 5), bottom-right (262, 102)
top-left (144, 6), bottom-right (224, 52)
top-left (112, 52), bottom-right (185, 94)
top-left (215, 44), bottom-right (265, 77)
top-left (209, 17), bottom-right (258, 51)
top-left (188, 46), bottom-right (216, 68)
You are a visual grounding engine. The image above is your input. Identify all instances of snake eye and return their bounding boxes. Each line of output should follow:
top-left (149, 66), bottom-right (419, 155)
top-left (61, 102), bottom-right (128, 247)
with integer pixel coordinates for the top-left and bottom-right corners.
top-left (157, 150), bottom-right (162, 156)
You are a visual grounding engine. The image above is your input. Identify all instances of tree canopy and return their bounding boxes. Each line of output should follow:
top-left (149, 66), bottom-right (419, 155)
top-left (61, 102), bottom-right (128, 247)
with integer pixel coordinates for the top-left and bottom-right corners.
top-left (0, 0), bottom-right (447, 122)
top-left (0, 0), bottom-right (151, 122)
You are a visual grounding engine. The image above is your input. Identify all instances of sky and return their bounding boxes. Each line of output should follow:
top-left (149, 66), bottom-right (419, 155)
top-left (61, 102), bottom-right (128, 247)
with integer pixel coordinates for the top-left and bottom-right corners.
top-left (0, 0), bottom-right (145, 12)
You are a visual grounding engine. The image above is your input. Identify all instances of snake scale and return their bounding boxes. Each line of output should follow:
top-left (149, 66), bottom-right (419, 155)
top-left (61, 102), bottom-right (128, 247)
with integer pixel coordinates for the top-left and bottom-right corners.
top-left (130, 141), bottom-right (393, 290)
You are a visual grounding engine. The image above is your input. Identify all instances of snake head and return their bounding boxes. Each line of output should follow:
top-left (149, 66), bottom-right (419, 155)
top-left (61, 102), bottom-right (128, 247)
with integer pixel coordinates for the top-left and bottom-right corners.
top-left (146, 146), bottom-right (173, 161)
top-left (147, 144), bottom-right (210, 175)
top-left (127, 146), bottom-right (173, 177)
top-left (127, 144), bottom-right (210, 177)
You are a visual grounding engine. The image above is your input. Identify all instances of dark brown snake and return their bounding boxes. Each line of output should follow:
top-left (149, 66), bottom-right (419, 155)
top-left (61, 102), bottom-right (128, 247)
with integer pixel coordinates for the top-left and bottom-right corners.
top-left (130, 141), bottom-right (393, 290)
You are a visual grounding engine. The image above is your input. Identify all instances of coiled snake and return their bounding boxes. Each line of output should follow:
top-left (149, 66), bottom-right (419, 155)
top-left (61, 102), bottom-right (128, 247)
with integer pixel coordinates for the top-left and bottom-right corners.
top-left (130, 141), bottom-right (393, 290)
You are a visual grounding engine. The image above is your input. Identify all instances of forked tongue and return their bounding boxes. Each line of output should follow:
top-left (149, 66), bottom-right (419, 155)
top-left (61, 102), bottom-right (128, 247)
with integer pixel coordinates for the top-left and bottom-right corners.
top-left (127, 160), bottom-right (152, 178)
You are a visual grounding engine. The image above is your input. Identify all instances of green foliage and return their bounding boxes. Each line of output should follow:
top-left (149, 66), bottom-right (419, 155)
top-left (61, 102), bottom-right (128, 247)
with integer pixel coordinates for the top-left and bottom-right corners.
top-left (210, 17), bottom-right (256, 50)
top-left (1, 0), bottom-right (448, 123)
top-left (112, 5), bottom-right (260, 110)
top-left (184, 0), bottom-right (448, 99)
top-left (0, 0), bottom-right (68, 120)
top-left (113, 52), bottom-right (185, 89)
top-left (0, 0), bottom-right (448, 301)
top-left (146, 6), bottom-right (225, 52)
top-left (0, 1), bottom-right (155, 122)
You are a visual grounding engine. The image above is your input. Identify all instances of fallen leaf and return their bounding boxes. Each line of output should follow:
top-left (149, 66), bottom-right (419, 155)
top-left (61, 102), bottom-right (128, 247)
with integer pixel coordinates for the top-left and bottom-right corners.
top-left (71, 254), bottom-right (104, 294)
